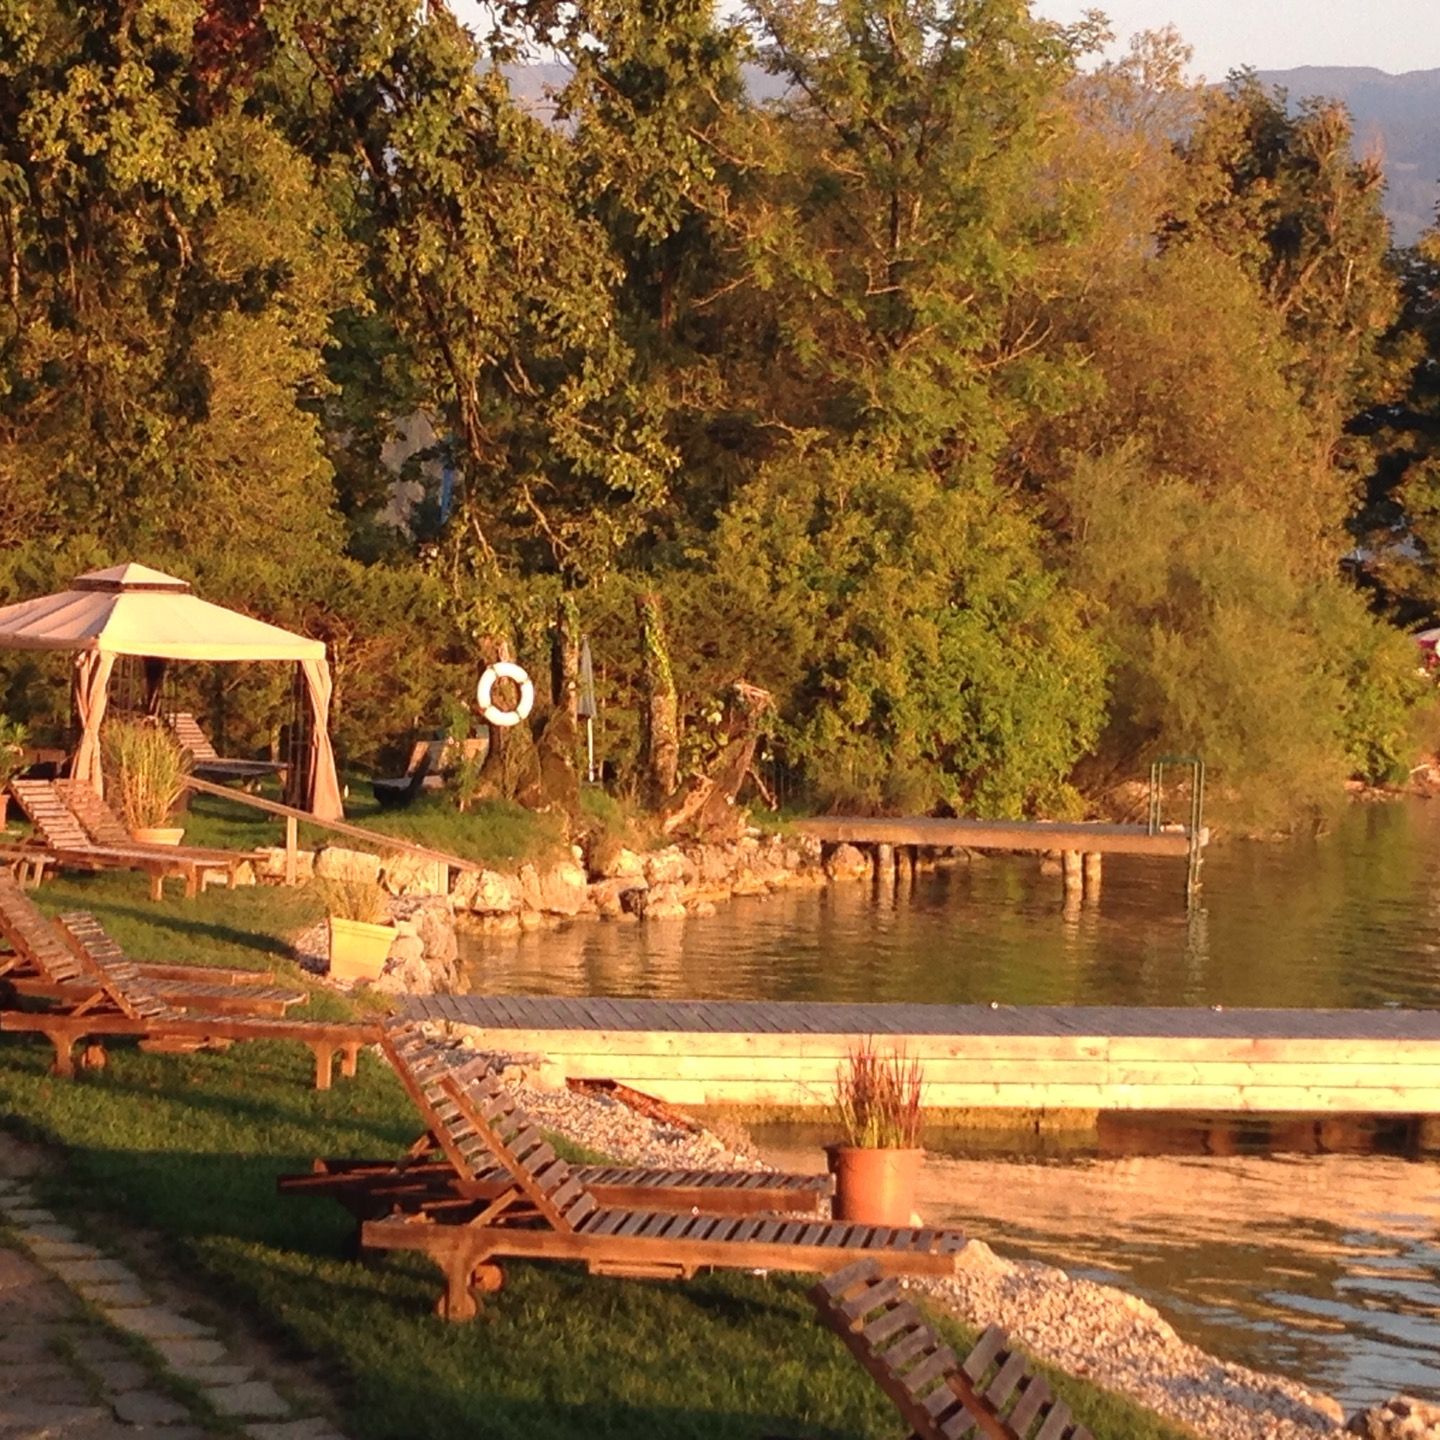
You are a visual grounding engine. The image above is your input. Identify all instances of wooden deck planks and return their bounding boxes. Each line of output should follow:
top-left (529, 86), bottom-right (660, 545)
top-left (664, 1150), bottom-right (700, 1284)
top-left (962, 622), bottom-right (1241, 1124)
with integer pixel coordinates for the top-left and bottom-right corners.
top-left (400, 994), bottom-right (1440, 1115)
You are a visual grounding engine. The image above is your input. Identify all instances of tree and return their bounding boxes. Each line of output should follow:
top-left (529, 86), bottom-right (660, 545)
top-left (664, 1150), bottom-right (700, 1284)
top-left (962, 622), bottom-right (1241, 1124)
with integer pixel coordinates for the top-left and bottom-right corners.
top-left (0, 0), bottom-right (354, 556)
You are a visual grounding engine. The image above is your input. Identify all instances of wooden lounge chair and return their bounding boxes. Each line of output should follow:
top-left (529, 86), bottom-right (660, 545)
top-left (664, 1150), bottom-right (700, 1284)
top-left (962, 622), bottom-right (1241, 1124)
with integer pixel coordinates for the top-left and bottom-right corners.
top-left (0, 874), bottom-right (303, 1020)
top-left (279, 1026), bottom-right (831, 1237)
top-left (358, 1024), bottom-right (967, 1319)
top-left (9, 778), bottom-right (249, 900)
top-left (370, 735), bottom-right (486, 809)
top-left (0, 883), bottom-right (376, 1088)
top-left (165, 712), bottom-right (288, 787)
top-left (811, 1259), bottom-right (1093, 1440)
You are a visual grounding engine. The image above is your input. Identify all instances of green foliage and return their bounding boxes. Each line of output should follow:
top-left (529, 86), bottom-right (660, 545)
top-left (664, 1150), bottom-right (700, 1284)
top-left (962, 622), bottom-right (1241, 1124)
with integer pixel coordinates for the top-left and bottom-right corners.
top-left (0, 715), bottom-right (28, 786)
top-left (1057, 449), bottom-right (1427, 828)
top-left (708, 444), bottom-right (1107, 815)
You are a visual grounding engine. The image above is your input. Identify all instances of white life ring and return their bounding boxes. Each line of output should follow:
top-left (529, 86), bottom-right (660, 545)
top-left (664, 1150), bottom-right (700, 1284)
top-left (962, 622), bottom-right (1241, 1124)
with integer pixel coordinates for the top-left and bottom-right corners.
top-left (476, 661), bottom-right (535, 728)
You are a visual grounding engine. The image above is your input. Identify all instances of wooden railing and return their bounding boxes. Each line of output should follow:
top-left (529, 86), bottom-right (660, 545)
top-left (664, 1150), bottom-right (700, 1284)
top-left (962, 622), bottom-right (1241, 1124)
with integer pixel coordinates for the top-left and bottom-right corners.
top-left (182, 776), bottom-right (481, 884)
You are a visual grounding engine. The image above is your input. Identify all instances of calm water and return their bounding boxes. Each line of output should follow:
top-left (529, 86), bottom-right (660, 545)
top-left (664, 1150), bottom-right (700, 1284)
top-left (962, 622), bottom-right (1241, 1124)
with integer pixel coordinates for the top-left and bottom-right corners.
top-left (459, 799), bottom-right (1440, 1410)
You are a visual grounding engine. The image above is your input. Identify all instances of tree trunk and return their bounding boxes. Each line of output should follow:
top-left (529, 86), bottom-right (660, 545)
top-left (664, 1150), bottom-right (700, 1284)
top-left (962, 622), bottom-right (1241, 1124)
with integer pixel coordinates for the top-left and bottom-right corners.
top-left (636, 592), bottom-right (679, 809)
top-left (551, 594), bottom-right (579, 721)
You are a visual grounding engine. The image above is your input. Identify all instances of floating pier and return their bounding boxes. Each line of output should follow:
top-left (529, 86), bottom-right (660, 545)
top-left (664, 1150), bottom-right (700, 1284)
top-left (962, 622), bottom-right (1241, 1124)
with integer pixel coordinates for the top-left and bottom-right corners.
top-left (403, 995), bottom-right (1440, 1117)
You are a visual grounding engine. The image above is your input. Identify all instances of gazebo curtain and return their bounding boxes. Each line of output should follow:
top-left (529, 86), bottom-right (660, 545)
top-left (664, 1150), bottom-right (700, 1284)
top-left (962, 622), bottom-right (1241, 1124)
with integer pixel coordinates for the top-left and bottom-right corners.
top-left (71, 653), bottom-right (117, 796)
top-left (299, 659), bottom-right (343, 822)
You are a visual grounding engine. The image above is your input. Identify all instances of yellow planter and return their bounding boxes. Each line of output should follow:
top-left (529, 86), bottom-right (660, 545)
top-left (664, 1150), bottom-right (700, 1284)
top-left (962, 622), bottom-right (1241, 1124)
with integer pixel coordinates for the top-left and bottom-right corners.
top-left (328, 916), bottom-right (396, 982)
top-left (132, 826), bottom-right (185, 846)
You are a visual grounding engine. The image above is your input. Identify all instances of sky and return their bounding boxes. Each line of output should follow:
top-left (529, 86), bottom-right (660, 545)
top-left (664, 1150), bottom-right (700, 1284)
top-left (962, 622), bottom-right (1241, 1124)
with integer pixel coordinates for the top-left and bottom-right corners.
top-left (1030, 0), bottom-right (1440, 82)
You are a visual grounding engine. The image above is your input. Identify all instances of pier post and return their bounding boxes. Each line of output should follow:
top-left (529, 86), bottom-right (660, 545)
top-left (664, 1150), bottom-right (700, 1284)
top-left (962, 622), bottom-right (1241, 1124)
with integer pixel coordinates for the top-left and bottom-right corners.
top-left (874, 843), bottom-right (894, 884)
top-left (1083, 852), bottom-right (1102, 903)
top-left (1061, 850), bottom-right (1083, 897)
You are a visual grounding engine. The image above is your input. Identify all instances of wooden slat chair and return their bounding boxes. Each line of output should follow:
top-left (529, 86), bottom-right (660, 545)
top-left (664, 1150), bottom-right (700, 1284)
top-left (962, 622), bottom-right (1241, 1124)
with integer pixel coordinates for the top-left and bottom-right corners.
top-left (280, 1028), bottom-right (831, 1235)
top-left (359, 1023), bottom-right (967, 1320)
top-left (165, 712), bottom-right (288, 786)
top-left (8, 780), bottom-right (234, 901)
top-left (54, 913), bottom-right (306, 1018)
top-left (57, 780), bottom-right (260, 894)
top-left (811, 1259), bottom-right (1093, 1440)
top-left (0, 884), bottom-right (376, 1089)
top-left (0, 874), bottom-right (292, 1021)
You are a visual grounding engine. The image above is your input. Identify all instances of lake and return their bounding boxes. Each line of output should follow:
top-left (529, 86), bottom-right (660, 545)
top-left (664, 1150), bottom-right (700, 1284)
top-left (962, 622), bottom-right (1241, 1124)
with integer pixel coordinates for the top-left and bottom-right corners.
top-left (459, 797), bottom-right (1440, 1410)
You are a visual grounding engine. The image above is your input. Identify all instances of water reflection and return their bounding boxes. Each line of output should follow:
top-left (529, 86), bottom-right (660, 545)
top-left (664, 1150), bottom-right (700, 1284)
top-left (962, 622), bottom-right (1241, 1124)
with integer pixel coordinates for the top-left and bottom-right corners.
top-left (462, 801), bottom-right (1440, 1010)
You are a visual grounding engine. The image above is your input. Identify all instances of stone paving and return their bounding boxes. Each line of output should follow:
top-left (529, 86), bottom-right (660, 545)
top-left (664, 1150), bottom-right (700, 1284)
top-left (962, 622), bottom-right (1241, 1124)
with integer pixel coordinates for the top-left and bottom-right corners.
top-left (0, 1175), bottom-right (348, 1440)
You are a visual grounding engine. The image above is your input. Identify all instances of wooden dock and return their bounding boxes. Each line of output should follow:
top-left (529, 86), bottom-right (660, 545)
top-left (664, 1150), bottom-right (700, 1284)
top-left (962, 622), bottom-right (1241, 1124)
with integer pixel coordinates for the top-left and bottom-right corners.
top-left (794, 816), bottom-right (1204, 860)
top-left (402, 995), bottom-right (1440, 1116)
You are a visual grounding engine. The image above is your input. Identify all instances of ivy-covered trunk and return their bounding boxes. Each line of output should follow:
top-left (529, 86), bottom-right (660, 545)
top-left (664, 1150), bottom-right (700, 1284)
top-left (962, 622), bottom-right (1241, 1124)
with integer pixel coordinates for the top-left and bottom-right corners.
top-left (636, 592), bottom-right (679, 807)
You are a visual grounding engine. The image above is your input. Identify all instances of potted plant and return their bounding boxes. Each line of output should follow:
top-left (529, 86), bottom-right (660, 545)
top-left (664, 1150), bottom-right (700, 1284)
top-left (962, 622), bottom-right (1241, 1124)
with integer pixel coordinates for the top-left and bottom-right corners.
top-left (319, 875), bottom-right (396, 982)
top-left (102, 719), bottom-right (190, 844)
top-left (826, 1038), bottom-right (925, 1225)
top-left (0, 716), bottom-right (28, 829)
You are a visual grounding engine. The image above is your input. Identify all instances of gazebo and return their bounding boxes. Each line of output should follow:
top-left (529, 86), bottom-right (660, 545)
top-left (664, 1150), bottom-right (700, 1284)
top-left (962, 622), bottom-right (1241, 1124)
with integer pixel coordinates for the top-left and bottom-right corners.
top-left (0, 564), bottom-right (343, 820)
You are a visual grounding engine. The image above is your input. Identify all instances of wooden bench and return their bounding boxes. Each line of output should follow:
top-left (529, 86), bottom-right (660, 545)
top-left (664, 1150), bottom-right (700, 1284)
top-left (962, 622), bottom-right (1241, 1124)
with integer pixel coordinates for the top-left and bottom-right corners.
top-left (811, 1259), bottom-right (1093, 1440)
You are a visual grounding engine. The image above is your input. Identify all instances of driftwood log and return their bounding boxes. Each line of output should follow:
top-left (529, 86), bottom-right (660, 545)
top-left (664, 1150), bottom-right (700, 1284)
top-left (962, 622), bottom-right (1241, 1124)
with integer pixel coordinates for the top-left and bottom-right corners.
top-left (661, 681), bottom-right (773, 841)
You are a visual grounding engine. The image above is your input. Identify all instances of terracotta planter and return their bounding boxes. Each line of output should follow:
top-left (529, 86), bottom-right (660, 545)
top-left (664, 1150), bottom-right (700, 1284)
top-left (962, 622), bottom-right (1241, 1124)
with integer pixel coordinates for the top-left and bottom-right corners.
top-left (132, 826), bottom-right (185, 846)
top-left (328, 916), bottom-right (396, 982)
top-left (826, 1145), bottom-right (924, 1226)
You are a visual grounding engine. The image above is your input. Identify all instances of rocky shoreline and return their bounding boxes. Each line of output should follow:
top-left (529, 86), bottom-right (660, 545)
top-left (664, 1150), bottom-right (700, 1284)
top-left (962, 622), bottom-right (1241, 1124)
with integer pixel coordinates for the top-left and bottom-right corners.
top-left (434, 1032), bottom-right (1431, 1440)
top-left (289, 829), bottom-right (886, 994)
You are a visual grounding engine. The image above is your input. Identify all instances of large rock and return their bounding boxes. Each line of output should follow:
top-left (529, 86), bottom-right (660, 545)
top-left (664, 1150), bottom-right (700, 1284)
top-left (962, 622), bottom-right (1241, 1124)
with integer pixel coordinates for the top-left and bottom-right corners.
top-left (314, 846), bottom-right (382, 884)
top-left (518, 858), bottom-right (589, 916)
top-left (467, 869), bottom-right (522, 915)
top-left (1348, 1397), bottom-right (1440, 1438)
top-left (824, 842), bottom-right (870, 881)
top-left (589, 877), bottom-right (646, 918)
top-left (380, 853), bottom-right (448, 897)
top-left (644, 846), bottom-right (693, 887)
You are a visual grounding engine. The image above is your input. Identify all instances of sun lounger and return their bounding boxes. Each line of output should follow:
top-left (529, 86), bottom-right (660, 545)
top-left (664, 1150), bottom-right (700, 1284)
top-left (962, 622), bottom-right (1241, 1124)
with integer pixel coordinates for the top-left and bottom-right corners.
top-left (58, 779), bottom-right (263, 888)
top-left (279, 1027), bottom-right (831, 1235)
top-left (8, 779), bottom-right (244, 900)
top-left (0, 878), bottom-right (375, 1087)
top-left (0, 874), bottom-right (297, 1021)
top-left (357, 1024), bottom-right (966, 1319)
top-left (165, 712), bottom-right (288, 786)
top-left (811, 1259), bottom-right (1093, 1440)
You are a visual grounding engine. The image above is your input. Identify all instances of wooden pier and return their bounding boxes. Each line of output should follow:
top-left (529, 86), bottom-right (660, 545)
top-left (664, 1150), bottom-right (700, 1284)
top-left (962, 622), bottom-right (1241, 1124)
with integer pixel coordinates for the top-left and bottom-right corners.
top-left (795, 815), bottom-right (1208, 899)
top-left (795, 816), bottom-right (1203, 859)
top-left (402, 995), bottom-right (1440, 1117)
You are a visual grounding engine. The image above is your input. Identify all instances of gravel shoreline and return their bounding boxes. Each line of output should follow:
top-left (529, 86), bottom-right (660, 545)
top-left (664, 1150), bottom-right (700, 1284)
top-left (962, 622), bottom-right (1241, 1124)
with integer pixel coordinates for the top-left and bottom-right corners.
top-left (494, 1059), bottom-right (1346, 1440)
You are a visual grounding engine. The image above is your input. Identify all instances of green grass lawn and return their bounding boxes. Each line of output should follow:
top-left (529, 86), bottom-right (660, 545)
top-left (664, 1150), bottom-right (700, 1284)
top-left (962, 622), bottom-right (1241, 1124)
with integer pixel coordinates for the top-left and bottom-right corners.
top-left (0, 875), bottom-right (1198, 1440)
top-left (176, 784), bottom-right (568, 869)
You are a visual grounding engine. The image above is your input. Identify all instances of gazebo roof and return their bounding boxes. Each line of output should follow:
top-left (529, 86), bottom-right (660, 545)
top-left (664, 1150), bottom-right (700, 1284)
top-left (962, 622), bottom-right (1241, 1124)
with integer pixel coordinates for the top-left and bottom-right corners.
top-left (0, 565), bottom-right (324, 662)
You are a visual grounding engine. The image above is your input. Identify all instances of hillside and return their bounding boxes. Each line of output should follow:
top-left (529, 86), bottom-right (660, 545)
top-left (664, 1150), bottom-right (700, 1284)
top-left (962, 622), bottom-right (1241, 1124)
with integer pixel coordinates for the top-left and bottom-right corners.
top-left (1256, 66), bottom-right (1440, 245)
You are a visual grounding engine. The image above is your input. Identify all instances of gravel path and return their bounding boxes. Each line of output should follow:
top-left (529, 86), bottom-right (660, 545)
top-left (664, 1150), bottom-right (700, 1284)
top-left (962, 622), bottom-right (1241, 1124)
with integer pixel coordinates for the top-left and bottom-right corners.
top-left (502, 1066), bottom-right (1349, 1440)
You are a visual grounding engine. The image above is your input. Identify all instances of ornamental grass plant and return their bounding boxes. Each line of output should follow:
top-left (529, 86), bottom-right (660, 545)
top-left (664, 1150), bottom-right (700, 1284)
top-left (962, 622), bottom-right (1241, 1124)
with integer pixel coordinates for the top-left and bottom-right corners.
top-left (315, 874), bottom-right (390, 925)
top-left (102, 718), bottom-right (190, 830)
top-left (834, 1037), bottom-right (924, 1149)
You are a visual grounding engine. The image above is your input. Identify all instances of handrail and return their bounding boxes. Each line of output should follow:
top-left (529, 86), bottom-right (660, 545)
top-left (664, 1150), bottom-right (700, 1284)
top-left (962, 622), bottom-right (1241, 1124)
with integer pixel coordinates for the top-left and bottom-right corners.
top-left (182, 775), bottom-right (481, 879)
